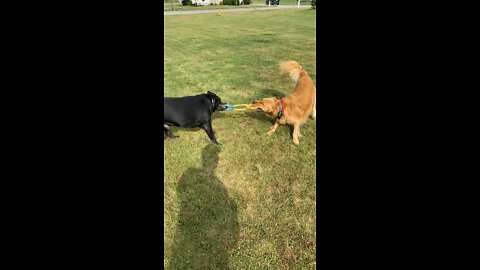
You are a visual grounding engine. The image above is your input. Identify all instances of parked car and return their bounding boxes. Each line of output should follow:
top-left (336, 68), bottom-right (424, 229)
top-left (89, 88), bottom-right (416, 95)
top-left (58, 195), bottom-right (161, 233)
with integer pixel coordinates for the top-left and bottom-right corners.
top-left (266, 0), bottom-right (279, 5)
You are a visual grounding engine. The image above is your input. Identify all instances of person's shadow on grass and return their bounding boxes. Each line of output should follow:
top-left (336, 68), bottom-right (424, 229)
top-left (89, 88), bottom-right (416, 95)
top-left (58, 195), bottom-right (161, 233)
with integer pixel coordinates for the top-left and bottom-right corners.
top-left (169, 144), bottom-right (239, 270)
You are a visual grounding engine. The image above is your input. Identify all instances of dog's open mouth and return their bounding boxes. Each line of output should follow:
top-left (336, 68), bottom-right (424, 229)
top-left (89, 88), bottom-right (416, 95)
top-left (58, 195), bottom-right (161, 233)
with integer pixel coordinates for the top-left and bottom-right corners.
top-left (252, 105), bottom-right (263, 111)
top-left (217, 103), bottom-right (227, 111)
top-left (250, 105), bottom-right (262, 111)
top-left (250, 103), bottom-right (261, 111)
top-left (250, 104), bottom-right (263, 112)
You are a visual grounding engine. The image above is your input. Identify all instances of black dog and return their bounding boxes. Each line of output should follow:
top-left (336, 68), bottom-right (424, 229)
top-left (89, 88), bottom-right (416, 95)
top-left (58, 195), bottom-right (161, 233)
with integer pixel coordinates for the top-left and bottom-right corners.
top-left (164, 91), bottom-right (227, 145)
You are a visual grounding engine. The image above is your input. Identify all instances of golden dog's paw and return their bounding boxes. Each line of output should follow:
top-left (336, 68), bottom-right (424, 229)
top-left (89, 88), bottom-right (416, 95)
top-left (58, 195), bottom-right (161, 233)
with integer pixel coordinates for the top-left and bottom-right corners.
top-left (293, 138), bottom-right (300, 145)
top-left (267, 130), bottom-right (275, 136)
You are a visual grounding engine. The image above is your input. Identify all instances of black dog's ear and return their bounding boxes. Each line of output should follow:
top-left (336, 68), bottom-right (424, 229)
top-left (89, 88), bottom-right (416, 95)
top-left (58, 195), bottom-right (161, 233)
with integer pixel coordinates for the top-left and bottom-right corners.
top-left (207, 91), bottom-right (214, 95)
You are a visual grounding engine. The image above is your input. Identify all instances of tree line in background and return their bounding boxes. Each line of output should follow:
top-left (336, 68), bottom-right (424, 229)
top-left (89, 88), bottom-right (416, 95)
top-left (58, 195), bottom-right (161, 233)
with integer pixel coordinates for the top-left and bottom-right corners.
top-left (181, 0), bottom-right (252, 6)
top-left (167, 0), bottom-right (316, 8)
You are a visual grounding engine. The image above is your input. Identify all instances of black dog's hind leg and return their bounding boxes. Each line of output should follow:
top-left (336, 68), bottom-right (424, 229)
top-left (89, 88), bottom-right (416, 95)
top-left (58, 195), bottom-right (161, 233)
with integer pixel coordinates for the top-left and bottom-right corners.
top-left (203, 122), bottom-right (221, 145)
top-left (164, 124), bottom-right (178, 138)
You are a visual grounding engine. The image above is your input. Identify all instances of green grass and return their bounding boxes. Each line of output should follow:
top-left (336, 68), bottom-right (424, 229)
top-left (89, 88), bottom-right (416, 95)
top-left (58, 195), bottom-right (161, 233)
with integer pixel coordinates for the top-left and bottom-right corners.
top-left (164, 9), bottom-right (316, 269)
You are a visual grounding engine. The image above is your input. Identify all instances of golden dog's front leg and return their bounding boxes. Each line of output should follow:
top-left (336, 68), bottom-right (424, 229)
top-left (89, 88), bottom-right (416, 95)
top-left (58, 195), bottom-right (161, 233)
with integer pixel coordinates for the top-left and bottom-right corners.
top-left (267, 122), bottom-right (279, 136)
top-left (292, 123), bottom-right (300, 145)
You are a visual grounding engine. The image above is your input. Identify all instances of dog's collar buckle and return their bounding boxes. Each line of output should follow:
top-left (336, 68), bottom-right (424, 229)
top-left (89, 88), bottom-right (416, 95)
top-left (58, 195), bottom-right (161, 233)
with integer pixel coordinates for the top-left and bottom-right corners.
top-left (277, 100), bottom-right (284, 119)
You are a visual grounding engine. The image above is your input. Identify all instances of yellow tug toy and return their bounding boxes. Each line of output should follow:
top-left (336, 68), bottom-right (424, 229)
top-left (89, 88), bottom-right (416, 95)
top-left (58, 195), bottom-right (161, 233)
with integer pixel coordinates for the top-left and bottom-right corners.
top-left (224, 103), bottom-right (256, 111)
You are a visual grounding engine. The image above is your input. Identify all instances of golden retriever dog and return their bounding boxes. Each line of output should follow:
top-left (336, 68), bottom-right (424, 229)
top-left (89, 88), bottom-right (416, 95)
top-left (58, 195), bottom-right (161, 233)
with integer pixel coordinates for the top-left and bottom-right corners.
top-left (252, 61), bottom-right (316, 145)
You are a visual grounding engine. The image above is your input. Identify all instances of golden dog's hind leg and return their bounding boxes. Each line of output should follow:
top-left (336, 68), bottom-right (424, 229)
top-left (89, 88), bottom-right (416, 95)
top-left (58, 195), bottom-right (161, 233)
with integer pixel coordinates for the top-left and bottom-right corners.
top-left (267, 122), bottom-right (279, 136)
top-left (311, 102), bottom-right (316, 120)
top-left (293, 123), bottom-right (300, 145)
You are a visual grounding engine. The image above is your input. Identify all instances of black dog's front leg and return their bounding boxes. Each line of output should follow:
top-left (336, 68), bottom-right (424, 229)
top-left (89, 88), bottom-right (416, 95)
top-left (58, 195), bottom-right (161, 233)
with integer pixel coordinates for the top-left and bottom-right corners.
top-left (164, 124), bottom-right (178, 138)
top-left (203, 122), bottom-right (221, 145)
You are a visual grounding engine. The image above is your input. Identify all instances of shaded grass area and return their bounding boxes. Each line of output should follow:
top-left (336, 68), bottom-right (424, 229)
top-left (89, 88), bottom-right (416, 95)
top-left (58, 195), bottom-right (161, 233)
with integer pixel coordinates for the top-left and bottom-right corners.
top-left (164, 9), bottom-right (316, 269)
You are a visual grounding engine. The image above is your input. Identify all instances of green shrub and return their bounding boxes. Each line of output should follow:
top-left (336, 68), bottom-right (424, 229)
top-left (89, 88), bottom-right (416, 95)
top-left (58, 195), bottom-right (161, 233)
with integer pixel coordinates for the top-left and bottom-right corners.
top-left (182, 0), bottom-right (192, 6)
top-left (311, 0), bottom-right (316, 9)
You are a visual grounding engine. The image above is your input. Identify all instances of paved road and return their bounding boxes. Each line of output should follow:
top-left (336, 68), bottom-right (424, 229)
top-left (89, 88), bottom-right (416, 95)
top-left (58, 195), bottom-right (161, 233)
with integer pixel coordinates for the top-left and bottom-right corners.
top-left (164, 5), bottom-right (310, 16)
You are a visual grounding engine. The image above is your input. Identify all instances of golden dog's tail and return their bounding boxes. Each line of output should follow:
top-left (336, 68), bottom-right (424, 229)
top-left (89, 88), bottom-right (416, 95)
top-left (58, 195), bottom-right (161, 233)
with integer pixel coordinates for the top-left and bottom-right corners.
top-left (280, 60), bottom-right (304, 82)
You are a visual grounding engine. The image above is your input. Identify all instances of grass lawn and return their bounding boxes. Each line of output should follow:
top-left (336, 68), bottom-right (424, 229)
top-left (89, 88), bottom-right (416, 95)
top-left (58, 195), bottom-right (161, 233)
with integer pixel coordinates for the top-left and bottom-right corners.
top-left (164, 9), bottom-right (316, 269)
